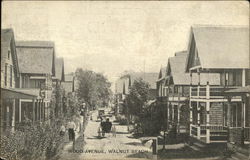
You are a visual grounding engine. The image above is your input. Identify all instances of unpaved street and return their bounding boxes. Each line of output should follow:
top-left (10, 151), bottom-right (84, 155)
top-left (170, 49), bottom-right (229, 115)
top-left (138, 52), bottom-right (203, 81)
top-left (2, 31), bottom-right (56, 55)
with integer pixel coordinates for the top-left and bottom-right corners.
top-left (78, 111), bottom-right (152, 160)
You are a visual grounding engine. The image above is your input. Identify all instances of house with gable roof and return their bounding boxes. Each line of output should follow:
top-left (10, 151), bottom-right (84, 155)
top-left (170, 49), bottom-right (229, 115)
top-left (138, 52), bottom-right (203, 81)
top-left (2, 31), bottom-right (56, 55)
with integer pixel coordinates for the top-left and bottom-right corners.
top-left (185, 25), bottom-right (250, 147)
top-left (1, 29), bottom-right (37, 133)
top-left (15, 41), bottom-right (56, 123)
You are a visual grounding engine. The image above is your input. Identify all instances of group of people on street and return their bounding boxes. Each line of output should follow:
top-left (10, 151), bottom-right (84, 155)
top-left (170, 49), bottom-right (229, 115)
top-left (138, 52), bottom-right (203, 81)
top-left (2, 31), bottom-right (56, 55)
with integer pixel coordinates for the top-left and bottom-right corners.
top-left (98, 118), bottom-right (116, 137)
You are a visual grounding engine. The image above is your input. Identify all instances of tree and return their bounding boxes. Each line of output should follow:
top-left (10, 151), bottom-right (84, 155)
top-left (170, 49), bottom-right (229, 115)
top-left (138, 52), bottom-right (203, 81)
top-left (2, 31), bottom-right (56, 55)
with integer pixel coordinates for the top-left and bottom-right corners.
top-left (125, 78), bottom-right (163, 136)
top-left (125, 78), bottom-right (150, 117)
top-left (75, 68), bottom-right (112, 110)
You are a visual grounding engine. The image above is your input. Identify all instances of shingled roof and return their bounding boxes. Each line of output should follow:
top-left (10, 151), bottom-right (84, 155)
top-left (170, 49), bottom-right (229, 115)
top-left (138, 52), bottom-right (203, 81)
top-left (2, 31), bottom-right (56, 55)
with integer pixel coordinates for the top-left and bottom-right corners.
top-left (1, 28), bottom-right (19, 76)
top-left (54, 57), bottom-right (65, 81)
top-left (115, 72), bottom-right (158, 94)
top-left (168, 51), bottom-right (220, 85)
top-left (157, 67), bottom-right (167, 82)
top-left (16, 41), bottom-right (55, 75)
top-left (186, 25), bottom-right (249, 71)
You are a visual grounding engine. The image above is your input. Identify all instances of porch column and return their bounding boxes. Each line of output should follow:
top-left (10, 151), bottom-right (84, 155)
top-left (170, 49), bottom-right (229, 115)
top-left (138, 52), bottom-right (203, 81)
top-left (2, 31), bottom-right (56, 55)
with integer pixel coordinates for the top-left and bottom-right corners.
top-left (172, 104), bottom-right (174, 123)
top-left (177, 92), bottom-right (180, 133)
top-left (197, 102), bottom-right (200, 126)
top-left (39, 100), bottom-right (42, 122)
top-left (227, 97), bottom-right (232, 142)
top-left (167, 102), bottom-right (170, 130)
top-left (241, 96), bottom-right (246, 146)
top-left (197, 102), bottom-right (201, 139)
top-left (32, 99), bottom-right (35, 123)
top-left (197, 69), bottom-right (200, 98)
top-left (11, 99), bottom-right (15, 132)
top-left (190, 72), bottom-right (193, 136)
top-left (19, 99), bottom-right (22, 122)
top-left (206, 101), bottom-right (210, 143)
top-left (6, 103), bottom-right (10, 130)
top-left (177, 105), bottom-right (180, 133)
top-left (242, 69), bottom-right (246, 87)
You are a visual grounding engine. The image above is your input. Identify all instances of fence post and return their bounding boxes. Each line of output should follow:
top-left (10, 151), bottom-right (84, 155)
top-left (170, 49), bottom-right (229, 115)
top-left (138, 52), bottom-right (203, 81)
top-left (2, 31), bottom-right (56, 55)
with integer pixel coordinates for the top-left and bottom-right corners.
top-left (152, 138), bottom-right (158, 160)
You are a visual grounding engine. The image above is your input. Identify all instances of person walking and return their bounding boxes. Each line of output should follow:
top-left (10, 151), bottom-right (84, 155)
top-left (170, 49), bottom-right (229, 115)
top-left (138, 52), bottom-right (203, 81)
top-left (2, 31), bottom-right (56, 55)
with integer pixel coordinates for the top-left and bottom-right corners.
top-left (111, 125), bottom-right (116, 137)
top-left (67, 119), bottom-right (76, 141)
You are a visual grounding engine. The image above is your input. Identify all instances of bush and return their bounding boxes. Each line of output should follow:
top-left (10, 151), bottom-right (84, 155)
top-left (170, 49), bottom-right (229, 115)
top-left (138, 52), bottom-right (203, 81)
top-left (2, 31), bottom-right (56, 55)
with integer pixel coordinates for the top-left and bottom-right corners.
top-left (0, 121), bottom-right (64, 160)
top-left (115, 114), bottom-right (128, 125)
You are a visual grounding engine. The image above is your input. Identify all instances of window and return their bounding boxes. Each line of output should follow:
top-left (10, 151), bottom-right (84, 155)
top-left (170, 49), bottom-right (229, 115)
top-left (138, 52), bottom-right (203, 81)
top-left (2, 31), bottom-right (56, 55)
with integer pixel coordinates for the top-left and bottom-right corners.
top-left (10, 65), bottom-right (12, 87)
top-left (4, 63), bottom-right (7, 86)
top-left (8, 50), bottom-right (10, 60)
top-left (228, 71), bottom-right (242, 86)
top-left (220, 72), bottom-right (226, 86)
top-left (174, 86), bottom-right (178, 94)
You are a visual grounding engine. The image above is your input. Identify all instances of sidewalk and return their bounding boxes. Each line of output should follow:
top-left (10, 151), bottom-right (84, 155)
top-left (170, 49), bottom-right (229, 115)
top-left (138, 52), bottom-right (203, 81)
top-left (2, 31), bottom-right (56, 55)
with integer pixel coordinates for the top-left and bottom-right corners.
top-left (55, 116), bottom-right (87, 160)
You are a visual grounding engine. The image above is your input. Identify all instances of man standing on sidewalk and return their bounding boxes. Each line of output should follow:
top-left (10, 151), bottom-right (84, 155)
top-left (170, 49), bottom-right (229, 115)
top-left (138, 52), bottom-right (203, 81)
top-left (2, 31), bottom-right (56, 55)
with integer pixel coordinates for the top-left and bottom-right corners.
top-left (67, 119), bottom-right (76, 141)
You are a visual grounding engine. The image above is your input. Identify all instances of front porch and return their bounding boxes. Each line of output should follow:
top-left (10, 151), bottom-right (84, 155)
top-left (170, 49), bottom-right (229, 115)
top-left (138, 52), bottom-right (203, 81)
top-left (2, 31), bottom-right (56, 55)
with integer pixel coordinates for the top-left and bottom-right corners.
top-left (189, 100), bottom-right (248, 144)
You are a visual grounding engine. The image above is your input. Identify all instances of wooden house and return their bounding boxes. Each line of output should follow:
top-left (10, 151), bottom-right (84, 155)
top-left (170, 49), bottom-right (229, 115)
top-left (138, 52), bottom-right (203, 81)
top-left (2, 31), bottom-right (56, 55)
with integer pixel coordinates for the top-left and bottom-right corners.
top-left (15, 41), bottom-right (56, 123)
top-left (52, 57), bottom-right (65, 117)
top-left (185, 25), bottom-right (249, 146)
top-left (157, 51), bottom-right (220, 136)
top-left (225, 86), bottom-right (250, 159)
top-left (1, 29), bottom-right (37, 133)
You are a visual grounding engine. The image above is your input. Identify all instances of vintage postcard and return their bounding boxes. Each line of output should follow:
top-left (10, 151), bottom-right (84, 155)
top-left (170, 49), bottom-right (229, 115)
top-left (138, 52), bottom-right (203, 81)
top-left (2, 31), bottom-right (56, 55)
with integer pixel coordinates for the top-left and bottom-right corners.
top-left (1, 1), bottom-right (249, 160)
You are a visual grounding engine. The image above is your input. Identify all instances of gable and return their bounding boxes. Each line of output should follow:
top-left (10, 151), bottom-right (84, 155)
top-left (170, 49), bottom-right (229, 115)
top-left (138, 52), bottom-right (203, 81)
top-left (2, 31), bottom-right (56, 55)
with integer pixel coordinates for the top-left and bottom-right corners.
top-left (186, 26), bottom-right (249, 71)
top-left (1, 29), bottom-right (19, 77)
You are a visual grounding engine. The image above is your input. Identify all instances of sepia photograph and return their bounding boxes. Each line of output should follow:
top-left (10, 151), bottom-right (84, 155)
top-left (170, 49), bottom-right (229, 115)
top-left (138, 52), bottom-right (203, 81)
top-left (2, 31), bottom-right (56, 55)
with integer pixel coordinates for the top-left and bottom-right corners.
top-left (1, 1), bottom-right (249, 160)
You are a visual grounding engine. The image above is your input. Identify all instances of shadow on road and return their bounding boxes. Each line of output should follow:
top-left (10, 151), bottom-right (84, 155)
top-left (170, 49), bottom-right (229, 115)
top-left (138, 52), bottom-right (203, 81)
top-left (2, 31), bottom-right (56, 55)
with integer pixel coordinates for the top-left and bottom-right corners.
top-left (125, 142), bottom-right (144, 146)
top-left (115, 131), bottom-right (129, 134)
top-left (87, 136), bottom-right (106, 139)
top-left (126, 152), bottom-right (152, 159)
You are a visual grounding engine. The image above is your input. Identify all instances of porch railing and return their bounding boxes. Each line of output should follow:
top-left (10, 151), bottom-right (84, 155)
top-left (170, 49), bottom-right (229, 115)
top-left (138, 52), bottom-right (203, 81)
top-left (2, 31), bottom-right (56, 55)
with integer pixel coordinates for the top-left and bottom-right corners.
top-left (190, 124), bottom-right (228, 143)
top-left (191, 86), bottom-right (239, 98)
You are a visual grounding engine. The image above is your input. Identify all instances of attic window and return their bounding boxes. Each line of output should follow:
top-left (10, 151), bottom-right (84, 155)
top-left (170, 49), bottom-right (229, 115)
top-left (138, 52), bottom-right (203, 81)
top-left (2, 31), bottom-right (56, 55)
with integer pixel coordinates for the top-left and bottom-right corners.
top-left (8, 50), bottom-right (10, 60)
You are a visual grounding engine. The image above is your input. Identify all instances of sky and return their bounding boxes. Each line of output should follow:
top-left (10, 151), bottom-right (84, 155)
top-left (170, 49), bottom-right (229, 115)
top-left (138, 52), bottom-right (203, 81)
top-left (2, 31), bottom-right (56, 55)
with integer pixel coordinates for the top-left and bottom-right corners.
top-left (2, 1), bottom-right (249, 90)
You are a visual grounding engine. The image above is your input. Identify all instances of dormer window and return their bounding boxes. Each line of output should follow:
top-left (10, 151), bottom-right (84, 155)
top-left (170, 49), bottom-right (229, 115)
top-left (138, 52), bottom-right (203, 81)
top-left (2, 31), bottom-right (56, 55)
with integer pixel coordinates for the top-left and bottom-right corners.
top-left (8, 50), bottom-right (10, 60)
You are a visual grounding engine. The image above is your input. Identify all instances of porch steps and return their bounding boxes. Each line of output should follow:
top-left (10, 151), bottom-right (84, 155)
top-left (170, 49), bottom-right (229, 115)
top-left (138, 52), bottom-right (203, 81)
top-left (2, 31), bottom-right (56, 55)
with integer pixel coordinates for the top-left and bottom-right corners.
top-left (231, 151), bottom-right (249, 160)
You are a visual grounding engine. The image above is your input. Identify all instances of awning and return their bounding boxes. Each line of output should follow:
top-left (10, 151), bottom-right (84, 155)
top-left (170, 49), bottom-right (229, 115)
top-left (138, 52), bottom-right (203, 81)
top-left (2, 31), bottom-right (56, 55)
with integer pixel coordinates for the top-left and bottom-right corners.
top-left (1, 88), bottom-right (37, 99)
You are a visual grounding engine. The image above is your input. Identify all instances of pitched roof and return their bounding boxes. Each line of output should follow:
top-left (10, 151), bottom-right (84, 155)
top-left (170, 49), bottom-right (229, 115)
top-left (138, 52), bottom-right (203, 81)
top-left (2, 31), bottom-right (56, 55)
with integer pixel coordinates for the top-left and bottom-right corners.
top-left (186, 25), bottom-right (249, 71)
top-left (169, 51), bottom-right (220, 85)
top-left (54, 57), bottom-right (65, 81)
top-left (1, 28), bottom-right (19, 76)
top-left (157, 67), bottom-right (167, 82)
top-left (65, 73), bottom-right (74, 82)
top-left (16, 41), bottom-right (55, 75)
top-left (115, 72), bottom-right (158, 94)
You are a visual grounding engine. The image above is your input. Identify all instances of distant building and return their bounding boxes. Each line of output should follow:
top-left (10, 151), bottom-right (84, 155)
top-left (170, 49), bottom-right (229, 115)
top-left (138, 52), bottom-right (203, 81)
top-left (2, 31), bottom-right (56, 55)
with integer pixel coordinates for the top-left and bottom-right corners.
top-left (115, 72), bottom-right (158, 114)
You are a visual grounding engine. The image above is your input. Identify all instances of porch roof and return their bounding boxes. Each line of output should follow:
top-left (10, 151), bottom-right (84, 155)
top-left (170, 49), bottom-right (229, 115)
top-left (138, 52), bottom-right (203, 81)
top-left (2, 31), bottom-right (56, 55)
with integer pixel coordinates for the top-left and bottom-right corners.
top-left (1, 88), bottom-right (37, 99)
top-left (225, 86), bottom-right (250, 94)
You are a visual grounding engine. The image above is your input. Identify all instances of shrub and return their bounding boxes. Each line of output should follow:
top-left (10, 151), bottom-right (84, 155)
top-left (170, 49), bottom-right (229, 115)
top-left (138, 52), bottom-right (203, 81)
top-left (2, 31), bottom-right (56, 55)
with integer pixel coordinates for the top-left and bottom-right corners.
top-left (0, 121), bottom-right (64, 160)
